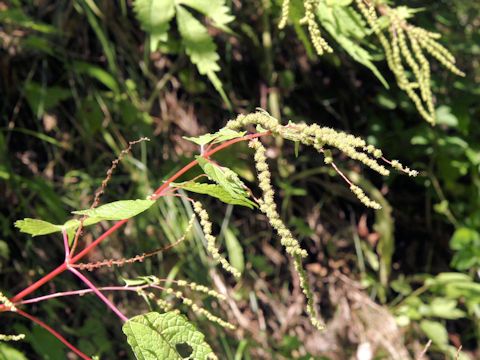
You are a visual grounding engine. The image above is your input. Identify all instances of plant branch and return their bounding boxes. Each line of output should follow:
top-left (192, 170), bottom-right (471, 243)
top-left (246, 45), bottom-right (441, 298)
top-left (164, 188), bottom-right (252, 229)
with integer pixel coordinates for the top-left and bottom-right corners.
top-left (68, 267), bottom-right (128, 322)
top-left (11, 131), bottom-right (270, 303)
top-left (16, 308), bottom-right (91, 360)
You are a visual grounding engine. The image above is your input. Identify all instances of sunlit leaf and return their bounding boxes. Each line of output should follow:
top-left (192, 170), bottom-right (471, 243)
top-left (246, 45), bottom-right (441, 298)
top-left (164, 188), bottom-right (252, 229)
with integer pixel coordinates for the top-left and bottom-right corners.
top-left (123, 311), bottom-right (216, 360)
top-left (72, 199), bottom-right (155, 220)
top-left (172, 181), bottom-right (256, 209)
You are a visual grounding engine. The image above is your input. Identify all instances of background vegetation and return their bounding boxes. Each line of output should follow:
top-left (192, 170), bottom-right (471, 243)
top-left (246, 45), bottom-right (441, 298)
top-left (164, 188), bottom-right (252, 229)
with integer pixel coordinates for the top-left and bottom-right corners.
top-left (0, 0), bottom-right (479, 359)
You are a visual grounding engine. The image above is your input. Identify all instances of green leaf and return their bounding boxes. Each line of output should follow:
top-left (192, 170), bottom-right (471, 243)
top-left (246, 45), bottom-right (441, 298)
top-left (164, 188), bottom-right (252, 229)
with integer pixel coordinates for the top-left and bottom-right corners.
top-left (183, 128), bottom-right (246, 146)
top-left (450, 227), bottom-right (480, 250)
top-left (224, 228), bottom-right (244, 274)
top-left (14, 217), bottom-right (103, 238)
top-left (24, 81), bottom-right (71, 118)
top-left (133, 0), bottom-right (176, 51)
top-left (176, 0), bottom-right (234, 32)
top-left (420, 320), bottom-right (449, 348)
top-left (317, 3), bottom-right (389, 88)
top-left (123, 311), bottom-right (216, 360)
top-left (176, 5), bottom-right (229, 106)
top-left (72, 199), bottom-right (155, 220)
top-left (172, 182), bottom-right (256, 209)
top-left (0, 343), bottom-right (28, 360)
top-left (16, 199), bottom-right (154, 238)
top-left (176, 6), bottom-right (219, 75)
top-left (14, 218), bottom-right (62, 237)
top-left (426, 298), bottom-right (466, 319)
top-left (196, 157), bottom-right (249, 199)
top-left (72, 61), bottom-right (120, 94)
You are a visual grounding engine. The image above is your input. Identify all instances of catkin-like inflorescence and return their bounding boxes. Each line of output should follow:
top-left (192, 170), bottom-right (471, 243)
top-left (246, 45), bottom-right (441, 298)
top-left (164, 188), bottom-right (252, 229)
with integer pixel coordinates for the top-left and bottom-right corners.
top-left (0, 291), bottom-right (15, 312)
top-left (249, 139), bottom-right (324, 329)
top-left (0, 333), bottom-right (25, 341)
top-left (228, 111), bottom-right (413, 208)
top-left (278, 0), bottom-right (291, 29)
top-left (300, 0), bottom-right (333, 56)
top-left (193, 201), bottom-right (241, 278)
top-left (170, 289), bottom-right (235, 330)
top-left (249, 139), bottom-right (308, 258)
top-left (355, 0), bottom-right (465, 124)
top-left (173, 280), bottom-right (226, 301)
top-left (0, 292), bottom-right (24, 342)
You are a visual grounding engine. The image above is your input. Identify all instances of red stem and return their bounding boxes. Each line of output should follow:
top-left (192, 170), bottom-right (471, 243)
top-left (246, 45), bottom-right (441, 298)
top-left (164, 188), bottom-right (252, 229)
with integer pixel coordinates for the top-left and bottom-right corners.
top-left (10, 131), bottom-right (269, 303)
top-left (16, 309), bottom-right (91, 360)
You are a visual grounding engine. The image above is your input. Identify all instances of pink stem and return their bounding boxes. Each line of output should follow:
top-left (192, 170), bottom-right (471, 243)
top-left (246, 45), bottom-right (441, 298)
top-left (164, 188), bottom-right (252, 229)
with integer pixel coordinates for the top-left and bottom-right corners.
top-left (17, 285), bottom-right (163, 306)
top-left (16, 309), bottom-right (91, 360)
top-left (68, 267), bottom-right (128, 322)
top-left (62, 228), bottom-right (70, 260)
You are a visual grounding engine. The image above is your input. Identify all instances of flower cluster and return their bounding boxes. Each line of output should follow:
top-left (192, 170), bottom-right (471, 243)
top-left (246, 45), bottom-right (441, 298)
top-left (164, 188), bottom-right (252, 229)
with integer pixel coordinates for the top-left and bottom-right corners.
top-left (0, 333), bottom-right (25, 342)
top-left (0, 291), bottom-right (15, 311)
top-left (0, 292), bottom-right (25, 342)
top-left (355, 0), bottom-right (464, 124)
top-left (249, 139), bottom-right (324, 329)
top-left (193, 201), bottom-right (241, 278)
top-left (300, 0), bottom-right (333, 56)
top-left (227, 111), bottom-right (416, 209)
top-left (279, 0), bottom-right (332, 56)
top-left (135, 277), bottom-right (234, 331)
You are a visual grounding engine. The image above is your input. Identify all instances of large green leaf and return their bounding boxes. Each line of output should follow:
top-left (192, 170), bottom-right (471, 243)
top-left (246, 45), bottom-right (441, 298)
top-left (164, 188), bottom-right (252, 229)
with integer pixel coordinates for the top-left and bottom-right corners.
top-left (72, 199), bottom-right (155, 220)
top-left (172, 182), bottom-right (256, 209)
top-left (133, 0), bottom-right (176, 51)
top-left (123, 311), bottom-right (217, 360)
top-left (176, 6), bottom-right (230, 106)
top-left (176, 6), bottom-right (219, 75)
top-left (176, 0), bottom-right (234, 32)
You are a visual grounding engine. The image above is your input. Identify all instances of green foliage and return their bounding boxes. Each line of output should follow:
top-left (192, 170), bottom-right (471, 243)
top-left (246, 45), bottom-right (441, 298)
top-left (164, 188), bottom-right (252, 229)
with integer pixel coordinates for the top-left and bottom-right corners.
top-left (316, 0), bottom-right (388, 87)
top-left (15, 199), bottom-right (155, 238)
top-left (72, 199), bottom-right (155, 220)
top-left (133, 0), bottom-right (233, 105)
top-left (183, 128), bottom-right (246, 147)
top-left (171, 182), bottom-right (256, 209)
top-left (123, 311), bottom-right (217, 360)
top-left (196, 157), bottom-right (252, 202)
top-left (0, 343), bottom-right (27, 360)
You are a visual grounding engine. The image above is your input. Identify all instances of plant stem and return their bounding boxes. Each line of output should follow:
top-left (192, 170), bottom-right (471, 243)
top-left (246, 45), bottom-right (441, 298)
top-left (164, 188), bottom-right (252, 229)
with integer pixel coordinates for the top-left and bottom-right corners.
top-left (17, 285), bottom-right (158, 306)
top-left (10, 131), bottom-right (270, 304)
top-left (68, 267), bottom-right (128, 322)
top-left (16, 308), bottom-right (91, 360)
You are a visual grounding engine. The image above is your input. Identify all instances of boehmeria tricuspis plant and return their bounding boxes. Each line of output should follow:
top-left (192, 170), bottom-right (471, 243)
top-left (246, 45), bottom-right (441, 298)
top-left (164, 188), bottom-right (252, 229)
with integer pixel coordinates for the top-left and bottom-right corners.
top-left (0, 110), bottom-right (418, 359)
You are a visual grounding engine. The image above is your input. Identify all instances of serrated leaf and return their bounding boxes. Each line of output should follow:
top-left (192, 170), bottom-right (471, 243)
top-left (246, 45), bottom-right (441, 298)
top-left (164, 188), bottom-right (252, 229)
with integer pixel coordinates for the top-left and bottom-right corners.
top-left (172, 182), bottom-right (256, 209)
top-left (15, 217), bottom-right (103, 238)
top-left (133, 0), bottom-right (176, 51)
top-left (183, 128), bottom-right (246, 146)
top-left (176, 0), bottom-right (234, 32)
top-left (14, 218), bottom-right (62, 237)
top-left (123, 311), bottom-right (216, 360)
top-left (196, 157), bottom-right (249, 199)
top-left (176, 5), bottom-right (229, 106)
top-left (72, 199), bottom-right (155, 220)
top-left (176, 6), bottom-right (219, 75)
